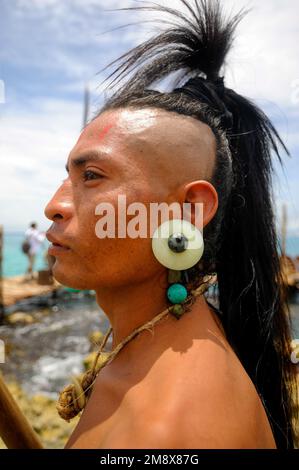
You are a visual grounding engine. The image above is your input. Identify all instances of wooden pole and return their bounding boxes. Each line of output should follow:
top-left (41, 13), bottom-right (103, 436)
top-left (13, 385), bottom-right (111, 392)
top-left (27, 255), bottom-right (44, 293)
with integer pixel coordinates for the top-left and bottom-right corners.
top-left (0, 225), bottom-right (4, 323)
top-left (0, 374), bottom-right (43, 449)
top-left (82, 83), bottom-right (90, 129)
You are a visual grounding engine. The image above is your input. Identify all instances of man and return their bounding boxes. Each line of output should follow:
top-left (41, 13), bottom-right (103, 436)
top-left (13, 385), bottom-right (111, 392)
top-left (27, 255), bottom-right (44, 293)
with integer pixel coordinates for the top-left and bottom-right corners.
top-left (24, 222), bottom-right (45, 280)
top-left (45, 1), bottom-right (296, 449)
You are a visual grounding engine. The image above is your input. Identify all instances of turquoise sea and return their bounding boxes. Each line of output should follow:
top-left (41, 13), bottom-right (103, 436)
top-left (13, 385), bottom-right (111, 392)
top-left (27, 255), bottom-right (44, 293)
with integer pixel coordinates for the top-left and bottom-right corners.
top-left (2, 231), bottom-right (299, 278)
top-left (3, 231), bottom-right (50, 277)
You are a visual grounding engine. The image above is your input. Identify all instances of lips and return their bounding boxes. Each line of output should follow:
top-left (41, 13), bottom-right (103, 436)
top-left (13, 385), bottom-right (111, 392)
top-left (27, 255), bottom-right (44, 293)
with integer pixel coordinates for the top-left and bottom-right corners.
top-left (46, 232), bottom-right (71, 255)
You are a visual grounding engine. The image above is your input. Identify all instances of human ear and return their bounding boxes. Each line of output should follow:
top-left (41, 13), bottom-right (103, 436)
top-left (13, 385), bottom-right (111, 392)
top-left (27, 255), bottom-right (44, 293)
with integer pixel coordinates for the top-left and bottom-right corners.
top-left (183, 180), bottom-right (218, 229)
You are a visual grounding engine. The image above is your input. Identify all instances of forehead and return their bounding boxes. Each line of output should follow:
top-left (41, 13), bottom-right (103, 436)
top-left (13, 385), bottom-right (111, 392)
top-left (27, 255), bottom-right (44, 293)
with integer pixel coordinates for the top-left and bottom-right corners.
top-left (73, 108), bottom-right (164, 151)
top-left (69, 107), bottom-right (215, 175)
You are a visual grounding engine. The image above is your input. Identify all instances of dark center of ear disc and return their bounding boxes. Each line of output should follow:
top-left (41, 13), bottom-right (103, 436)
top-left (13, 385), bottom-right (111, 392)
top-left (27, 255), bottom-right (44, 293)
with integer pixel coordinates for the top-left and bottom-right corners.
top-left (168, 233), bottom-right (188, 253)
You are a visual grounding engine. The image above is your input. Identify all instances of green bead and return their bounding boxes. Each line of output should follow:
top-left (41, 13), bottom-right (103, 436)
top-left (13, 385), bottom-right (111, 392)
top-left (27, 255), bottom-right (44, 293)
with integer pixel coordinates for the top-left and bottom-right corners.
top-left (168, 269), bottom-right (182, 284)
top-left (167, 283), bottom-right (188, 304)
top-left (170, 304), bottom-right (184, 319)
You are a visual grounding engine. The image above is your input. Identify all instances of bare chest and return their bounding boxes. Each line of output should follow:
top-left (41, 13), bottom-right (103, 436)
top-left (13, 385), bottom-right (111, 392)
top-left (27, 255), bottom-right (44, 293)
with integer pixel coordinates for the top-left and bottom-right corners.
top-left (65, 362), bottom-right (172, 448)
top-left (64, 333), bottom-right (274, 449)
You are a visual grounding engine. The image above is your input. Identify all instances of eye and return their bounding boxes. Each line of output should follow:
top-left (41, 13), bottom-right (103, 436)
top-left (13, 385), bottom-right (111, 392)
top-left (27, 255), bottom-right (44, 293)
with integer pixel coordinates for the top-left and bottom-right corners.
top-left (83, 169), bottom-right (102, 181)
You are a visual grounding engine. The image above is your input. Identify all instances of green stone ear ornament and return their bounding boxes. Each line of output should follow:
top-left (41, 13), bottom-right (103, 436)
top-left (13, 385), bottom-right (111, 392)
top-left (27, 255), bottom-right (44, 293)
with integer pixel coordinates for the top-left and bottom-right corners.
top-left (152, 219), bottom-right (205, 319)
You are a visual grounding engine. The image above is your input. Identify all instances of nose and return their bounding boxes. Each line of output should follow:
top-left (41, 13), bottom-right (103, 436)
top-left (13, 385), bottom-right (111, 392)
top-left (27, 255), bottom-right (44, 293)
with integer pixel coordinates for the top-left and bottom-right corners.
top-left (44, 179), bottom-right (74, 223)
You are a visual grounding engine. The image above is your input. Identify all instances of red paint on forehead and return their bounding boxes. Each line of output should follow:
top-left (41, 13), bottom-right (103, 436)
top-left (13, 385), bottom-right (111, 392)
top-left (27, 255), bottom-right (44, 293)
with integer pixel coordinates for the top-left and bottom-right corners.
top-left (98, 122), bottom-right (114, 141)
top-left (77, 115), bottom-right (116, 145)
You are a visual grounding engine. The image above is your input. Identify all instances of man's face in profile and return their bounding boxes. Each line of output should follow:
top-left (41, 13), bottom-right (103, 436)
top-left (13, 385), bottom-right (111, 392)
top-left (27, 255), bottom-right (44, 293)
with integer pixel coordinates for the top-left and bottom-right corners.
top-left (44, 107), bottom-right (216, 292)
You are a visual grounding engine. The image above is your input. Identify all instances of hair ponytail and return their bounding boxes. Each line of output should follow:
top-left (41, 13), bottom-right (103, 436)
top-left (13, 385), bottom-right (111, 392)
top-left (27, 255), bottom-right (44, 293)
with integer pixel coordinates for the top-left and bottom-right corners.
top-left (216, 88), bottom-right (296, 448)
top-left (98, 0), bottom-right (298, 448)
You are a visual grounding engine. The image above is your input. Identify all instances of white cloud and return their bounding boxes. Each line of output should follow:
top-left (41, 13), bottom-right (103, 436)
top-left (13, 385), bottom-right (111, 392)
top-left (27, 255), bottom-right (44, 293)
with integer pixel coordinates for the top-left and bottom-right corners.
top-left (1, 0), bottom-right (143, 83)
top-left (0, 98), bottom-right (82, 231)
top-left (5, 1), bottom-right (297, 108)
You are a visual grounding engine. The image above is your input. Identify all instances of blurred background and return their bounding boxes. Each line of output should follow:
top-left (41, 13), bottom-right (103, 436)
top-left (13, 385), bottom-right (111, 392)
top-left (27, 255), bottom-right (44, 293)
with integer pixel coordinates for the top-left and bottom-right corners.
top-left (0, 0), bottom-right (298, 448)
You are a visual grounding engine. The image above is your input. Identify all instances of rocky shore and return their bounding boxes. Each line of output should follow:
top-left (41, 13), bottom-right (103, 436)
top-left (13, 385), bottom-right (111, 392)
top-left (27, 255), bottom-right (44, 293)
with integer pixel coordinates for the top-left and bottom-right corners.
top-left (0, 380), bottom-right (79, 449)
top-left (0, 329), bottom-right (107, 449)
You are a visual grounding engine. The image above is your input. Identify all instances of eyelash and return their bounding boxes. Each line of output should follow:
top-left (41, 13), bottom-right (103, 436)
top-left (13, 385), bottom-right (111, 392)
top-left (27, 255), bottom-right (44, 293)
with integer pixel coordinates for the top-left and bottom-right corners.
top-left (83, 170), bottom-right (102, 181)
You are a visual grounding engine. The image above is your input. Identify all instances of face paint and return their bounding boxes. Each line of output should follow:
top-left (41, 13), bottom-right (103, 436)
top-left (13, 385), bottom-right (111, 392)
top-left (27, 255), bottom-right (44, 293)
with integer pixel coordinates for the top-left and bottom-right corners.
top-left (76, 117), bottom-right (115, 147)
top-left (98, 122), bottom-right (114, 141)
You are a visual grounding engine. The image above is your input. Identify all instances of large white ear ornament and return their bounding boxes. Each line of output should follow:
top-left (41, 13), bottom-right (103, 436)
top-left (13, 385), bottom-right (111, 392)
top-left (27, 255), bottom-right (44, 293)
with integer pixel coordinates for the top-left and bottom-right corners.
top-left (151, 218), bottom-right (204, 271)
top-left (152, 219), bottom-right (205, 318)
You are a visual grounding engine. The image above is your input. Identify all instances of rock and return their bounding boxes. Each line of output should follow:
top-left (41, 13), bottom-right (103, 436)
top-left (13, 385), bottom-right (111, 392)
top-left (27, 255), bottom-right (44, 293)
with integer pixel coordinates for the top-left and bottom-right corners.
top-left (0, 380), bottom-right (79, 449)
top-left (83, 351), bottom-right (110, 371)
top-left (3, 341), bottom-right (14, 357)
top-left (88, 330), bottom-right (104, 350)
top-left (7, 312), bottom-right (35, 325)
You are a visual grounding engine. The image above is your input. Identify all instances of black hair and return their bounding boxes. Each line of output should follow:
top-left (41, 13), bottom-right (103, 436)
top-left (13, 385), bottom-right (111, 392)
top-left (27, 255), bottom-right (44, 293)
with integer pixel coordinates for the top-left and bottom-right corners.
top-left (96, 0), bottom-right (298, 448)
top-left (30, 222), bottom-right (37, 228)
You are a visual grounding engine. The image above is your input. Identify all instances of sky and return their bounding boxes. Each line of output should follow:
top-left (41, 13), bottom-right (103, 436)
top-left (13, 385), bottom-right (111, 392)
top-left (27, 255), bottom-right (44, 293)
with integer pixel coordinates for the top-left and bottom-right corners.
top-left (0, 0), bottom-right (298, 236)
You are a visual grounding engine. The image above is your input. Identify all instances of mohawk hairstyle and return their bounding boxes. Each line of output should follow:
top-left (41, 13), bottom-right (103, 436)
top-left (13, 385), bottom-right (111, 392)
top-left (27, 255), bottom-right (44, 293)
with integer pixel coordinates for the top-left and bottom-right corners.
top-left (103, 0), bottom-right (242, 89)
top-left (96, 0), bottom-right (298, 449)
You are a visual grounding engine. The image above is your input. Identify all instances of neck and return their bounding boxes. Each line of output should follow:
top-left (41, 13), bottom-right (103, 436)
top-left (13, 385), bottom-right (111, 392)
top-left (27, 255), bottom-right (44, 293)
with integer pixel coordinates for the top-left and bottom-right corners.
top-left (95, 271), bottom-right (170, 349)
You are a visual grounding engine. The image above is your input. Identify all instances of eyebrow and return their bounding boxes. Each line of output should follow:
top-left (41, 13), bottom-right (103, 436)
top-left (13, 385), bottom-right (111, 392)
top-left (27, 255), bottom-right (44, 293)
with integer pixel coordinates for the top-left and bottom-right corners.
top-left (65, 150), bottom-right (108, 173)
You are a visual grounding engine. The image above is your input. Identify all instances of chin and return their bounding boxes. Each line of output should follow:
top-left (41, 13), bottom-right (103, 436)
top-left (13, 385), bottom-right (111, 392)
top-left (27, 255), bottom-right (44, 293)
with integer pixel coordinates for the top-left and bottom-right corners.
top-left (52, 263), bottom-right (91, 290)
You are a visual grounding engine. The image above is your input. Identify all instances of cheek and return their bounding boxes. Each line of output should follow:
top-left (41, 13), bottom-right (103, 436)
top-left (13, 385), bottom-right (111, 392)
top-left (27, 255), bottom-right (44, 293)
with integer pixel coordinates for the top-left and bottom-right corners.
top-left (71, 187), bottom-right (167, 281)
top-left (74, 193), bottom-right (101, 238)
top-left (80, 233), bottom-right (160, 286)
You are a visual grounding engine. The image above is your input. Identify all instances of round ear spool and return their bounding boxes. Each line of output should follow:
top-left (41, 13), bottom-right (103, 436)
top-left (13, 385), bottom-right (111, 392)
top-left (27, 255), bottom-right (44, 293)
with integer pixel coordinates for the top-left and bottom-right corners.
top-left (152, 219), bottom-right (204, 271)
top-left (152, 219), bottom-right (205, 318)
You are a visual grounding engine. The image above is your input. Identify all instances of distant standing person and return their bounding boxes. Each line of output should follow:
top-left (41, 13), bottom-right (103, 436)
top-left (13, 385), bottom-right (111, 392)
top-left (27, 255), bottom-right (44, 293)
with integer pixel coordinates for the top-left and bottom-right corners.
top-left (24, 222), bottom-right (45, 280)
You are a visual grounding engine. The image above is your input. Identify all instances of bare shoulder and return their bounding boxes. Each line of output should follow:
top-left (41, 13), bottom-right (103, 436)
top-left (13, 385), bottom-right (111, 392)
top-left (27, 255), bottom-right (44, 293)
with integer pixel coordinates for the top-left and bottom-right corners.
top-left (167, 337), bottom-right (276, 448)
top-left (113, 333), bottom-right (277, 449)
top-left (66, 308), bottom-right (277, 449)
